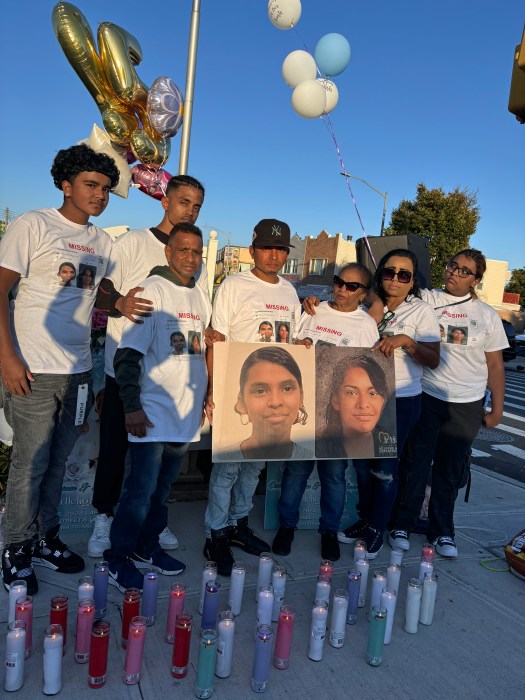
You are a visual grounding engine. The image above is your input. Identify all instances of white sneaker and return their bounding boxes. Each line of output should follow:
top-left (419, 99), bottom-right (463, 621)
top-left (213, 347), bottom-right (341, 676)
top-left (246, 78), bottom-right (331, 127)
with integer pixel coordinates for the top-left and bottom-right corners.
top-left (159, 527), bottom-right (179, 550)
top-left (432, 536), bottom-right (458, 558)
top-left (388, 529), bottom-right (410, 551)
top-left (87, 514), bottom-right (113, 558)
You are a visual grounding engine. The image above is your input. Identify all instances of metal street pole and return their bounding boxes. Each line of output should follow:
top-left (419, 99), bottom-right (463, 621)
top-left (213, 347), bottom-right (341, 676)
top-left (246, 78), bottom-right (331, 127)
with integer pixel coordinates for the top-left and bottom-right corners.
top-left (179, 0), bottom-right (201, 175)
top-left (341, 172), bottom-right (388, 236)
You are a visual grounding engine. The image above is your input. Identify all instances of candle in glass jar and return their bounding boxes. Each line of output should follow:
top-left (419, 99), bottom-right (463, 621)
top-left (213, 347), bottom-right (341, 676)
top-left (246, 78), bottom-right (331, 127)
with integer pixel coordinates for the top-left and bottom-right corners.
top-left (88, 618), bottom-right (110, 688)
top-left (15, 595), bottom-right (33, 659)
top-left (256, 585), bottom-right (274, 627)
top-left (404, 578), bottom-right (422, 634)
top-left (49, 595), bottom-right (68, 654)
top-left (366, 605), bottom-right (387, 667)
top-left (122, 588), bottom-right (141, 648)
top-left (419, 573), bottom-right (438, 625)
top-left (418, 560), bottom-right (433, 582)
top-left (201, 581), bottom-right (221, 631)
top-left (353, 539), bottom-right (366, 567)
top-left (141, 572), bottom-right (159, 626)
top-left (356, 558), bottom-right (369, 608)
top-left (166, 582), bottom-right (186, 643)
top-left (386, 563), bottom-right (401, 596)
top-left (228, 562), bottom-right (246, 617)
top-left (315, 576), bottom-right (331, 605)
top-left (346, 571), bottom-right (361, 625)
top-left (171, 612), bottom-right (192, 678)
top-left (329, 589), bottom-right (348, 648)
top-left (215, 610), bottom-right (235, 678)
top-left (380, 588), bottom-right (397, 644)
top-left (308, 599), bottom-right (328, 661)
top-left (255, 552), bottom-right (273, 602)
top-left (251, 624), bottom-right (273, 693)
top-left (271, 566), bottom-right (286, 622)
top-left (273, 605), bottom-right (294, 669)
top-left (77, 576), bottom-right (94, 603)
top-left (369, 570), bottom-right (387, 618)
top-left (123, 616), bottom-right (147, 684)
top-left (199, 561), bottom-right (217, 614)
top-left (389, 547), bottom-right (404, 567)
top-left (319, 559), bottom-right (334, 581)
top-left (8, 580), bottom-right (26, 624)
top-left (421, 542), bottom-right (435, 563)
top-left (5, 620), bottom-right (26, 692)
top-left (93, 561), bottom-right (109, 619)
top-left (43, 624), bottom-right (63, 695)
top-left (74, 598), bottom-right (95, 663)
top-left (195, 629), bottom-right (218, 699)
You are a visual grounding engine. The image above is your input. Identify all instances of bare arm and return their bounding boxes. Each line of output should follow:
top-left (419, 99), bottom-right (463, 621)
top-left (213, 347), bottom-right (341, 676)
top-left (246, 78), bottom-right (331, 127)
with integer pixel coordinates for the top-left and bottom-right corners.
top-left (483, 350), bottom-right (505, 427)
top-left (363, 290), bottom-right (384, 323)
top-left (372, 335), bottom-right (440, 368)
top-left (204, 342), bottom-right (214, 425)
top-left (0, 267), bottom-right (34, 395)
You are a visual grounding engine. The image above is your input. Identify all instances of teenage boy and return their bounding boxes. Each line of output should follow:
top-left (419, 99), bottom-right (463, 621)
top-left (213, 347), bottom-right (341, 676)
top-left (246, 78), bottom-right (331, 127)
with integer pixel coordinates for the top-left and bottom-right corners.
top-left (105, 223), bottom-right (212, 591)
top-left (88, 175), bottom-right (208, 557)
top-left (0, 144), bottom-right (119, 594)
top-left (205, 219), bottom-right (302, 575)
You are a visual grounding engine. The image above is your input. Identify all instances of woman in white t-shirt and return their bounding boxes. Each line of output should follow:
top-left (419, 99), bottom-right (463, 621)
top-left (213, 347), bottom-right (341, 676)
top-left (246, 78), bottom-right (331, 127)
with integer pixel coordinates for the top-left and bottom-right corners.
top-left (338, 249), bottom-right (441, 559)
top-left (388, 249), bottom-right (507, 558)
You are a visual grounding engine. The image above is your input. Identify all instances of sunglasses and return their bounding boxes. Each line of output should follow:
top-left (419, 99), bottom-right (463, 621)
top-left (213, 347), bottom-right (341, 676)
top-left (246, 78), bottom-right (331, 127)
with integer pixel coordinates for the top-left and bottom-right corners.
top-left (382, 267), bottom-right (413, 284)
top-left (377, 310), bottom-right (395, 333)
top-left (445, 261), bottom-right (475, 279)
top-left (333, 275), bottom-right (367, 292)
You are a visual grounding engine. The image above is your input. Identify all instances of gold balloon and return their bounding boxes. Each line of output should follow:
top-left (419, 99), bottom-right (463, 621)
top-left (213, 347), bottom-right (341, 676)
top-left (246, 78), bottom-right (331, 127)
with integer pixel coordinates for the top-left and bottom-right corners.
top-left (130, 130), bottom-right (171, 168)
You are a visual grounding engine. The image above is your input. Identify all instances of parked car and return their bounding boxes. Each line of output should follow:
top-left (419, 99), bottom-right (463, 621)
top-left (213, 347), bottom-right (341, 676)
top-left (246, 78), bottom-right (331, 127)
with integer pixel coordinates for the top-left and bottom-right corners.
top-left (501, 320), bottom-right (517, 362)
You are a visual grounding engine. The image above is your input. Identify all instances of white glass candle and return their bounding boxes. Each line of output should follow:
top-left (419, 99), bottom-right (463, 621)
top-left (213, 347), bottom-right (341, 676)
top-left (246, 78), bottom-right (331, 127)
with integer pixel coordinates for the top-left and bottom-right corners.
top-left (380, 588), bottom-right (397, 644)
top-left (308, 599), bottom-right (329, 661)
top-left (77, 575), bottom-right (95, 603)
top-left (369, 570), bottom-right (387, 618)
top-left (420, 573), bottom-right (438, 625)
top-left (215, 610), bottom-right (235, 678)
top-left (256, 585), bottom-right (274, 627)
top-left (353, 539), bottom-right (366, 568)
top-left (356, 558), bottom-right (369, 608)
top-left (199, 562), bottom-right (217, 614)
top-left (43, 624), bottom-right (63, 695)
top-left (315, 576), bottom-right (331, 606)
top-left (255, 553), bottom-right (273, 602)
top-left (271, 566), bottom-right (286, 622)
top-left (389, 547), bottom-right (404, 567)
top-left (228, 562), bottom-right (246, 617)
top-left (329, 589), bottom-right (348, 648)
top-left (418, 560), bottom-right (433, 582)
top-left (404, 578), bottom-right (422, 634)
top-left (386, 563), bottom-right (401, 596)
top-left (5, 620), bottom-right (26, 692)
top-left (8, 580), bottom-right (27, 624)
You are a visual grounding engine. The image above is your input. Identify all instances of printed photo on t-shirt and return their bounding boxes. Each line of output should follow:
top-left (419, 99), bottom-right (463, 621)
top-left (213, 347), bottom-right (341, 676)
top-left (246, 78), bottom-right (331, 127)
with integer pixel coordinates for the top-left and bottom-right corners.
top-left (276, 321), bottom-right (290, 344)
top-left (258, 320), bottom-right (274, 342)
top-left (169, 330), bottom-right (187, 356)
top-left (77, 264), bottom-right (97, 290)
top-left (56, 261), bottom-right (77, 287)
top-left (446, 325), bottom-right (468, 345)
top-left (188, 331), bottom-right (202, 355)
top-left (439, 324), bottom-right (445, 342)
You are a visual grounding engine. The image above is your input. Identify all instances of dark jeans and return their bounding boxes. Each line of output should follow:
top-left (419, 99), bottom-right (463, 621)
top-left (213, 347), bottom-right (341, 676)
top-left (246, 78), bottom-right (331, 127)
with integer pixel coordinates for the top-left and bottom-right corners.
top-left (392, 392), bottom-right (483, 540)
top-left (106, 440), bottom-right (189, 562)
top-left (353, 394), bottom-right (421, 532)
top-left (92, 374), bottom-right (128, 515)
top-left (278, 460), bottom-right (347, 533)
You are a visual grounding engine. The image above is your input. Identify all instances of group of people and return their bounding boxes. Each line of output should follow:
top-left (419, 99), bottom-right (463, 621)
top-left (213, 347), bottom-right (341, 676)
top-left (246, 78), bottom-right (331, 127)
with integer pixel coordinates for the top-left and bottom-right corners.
top-left (0, 143), bottom-right (508, 597)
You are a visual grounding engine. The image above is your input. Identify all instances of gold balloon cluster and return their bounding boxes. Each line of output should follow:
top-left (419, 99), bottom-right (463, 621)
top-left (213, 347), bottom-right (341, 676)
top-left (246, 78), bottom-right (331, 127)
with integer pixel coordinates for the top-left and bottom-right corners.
top-left (52, 1), bottom-right (170, 168)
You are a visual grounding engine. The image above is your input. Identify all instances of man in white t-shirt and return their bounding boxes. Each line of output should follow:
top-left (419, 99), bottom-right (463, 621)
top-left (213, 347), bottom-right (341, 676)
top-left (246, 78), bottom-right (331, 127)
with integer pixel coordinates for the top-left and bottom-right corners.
top-left (88, 175), bottom-right (208, 558)
top-left (205, 218), bottom-right (302, 575)
top-left (0, 144), bottom-right (119, 595)
top-left (104, 223), bottom-right (212, 592)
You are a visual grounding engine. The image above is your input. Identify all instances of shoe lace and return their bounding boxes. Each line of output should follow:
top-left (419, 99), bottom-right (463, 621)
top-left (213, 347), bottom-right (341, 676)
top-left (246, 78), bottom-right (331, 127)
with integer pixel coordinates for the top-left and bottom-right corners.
top-left (392, 530), bottom-right (408, 538)
top-left (438, 536), bottom-right (455, 546)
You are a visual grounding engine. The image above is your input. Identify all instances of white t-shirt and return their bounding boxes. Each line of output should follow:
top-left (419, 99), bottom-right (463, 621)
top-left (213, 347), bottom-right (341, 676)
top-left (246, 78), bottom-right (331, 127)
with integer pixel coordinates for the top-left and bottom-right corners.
top-left (0, 208), bottom-right (112, 373)
top-left (419, 289), bottom-right (508, 402)
top-left (296, 301), bottom-right (379, 348)
top-left (212, 269), bottom-right (301, 342)
top-left (104, 228), bottom-right (209, 377)
top-left (378, 296), bottom-right (440, 397)
top-left (118, 274), bottom-right (212, 442)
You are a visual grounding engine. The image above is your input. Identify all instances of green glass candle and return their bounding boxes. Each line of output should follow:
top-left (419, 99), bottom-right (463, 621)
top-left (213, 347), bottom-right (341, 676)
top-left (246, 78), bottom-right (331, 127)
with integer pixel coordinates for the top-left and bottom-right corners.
top-left (366, 605), bottom-right (387, 667)
top-left (195, 629), bottom-right (218, 699)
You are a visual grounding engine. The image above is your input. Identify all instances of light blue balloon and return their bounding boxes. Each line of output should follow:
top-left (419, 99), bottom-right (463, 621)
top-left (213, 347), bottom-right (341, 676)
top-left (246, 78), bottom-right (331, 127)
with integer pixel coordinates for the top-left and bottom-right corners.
top-left (314, 33), bottom-right (351, 77)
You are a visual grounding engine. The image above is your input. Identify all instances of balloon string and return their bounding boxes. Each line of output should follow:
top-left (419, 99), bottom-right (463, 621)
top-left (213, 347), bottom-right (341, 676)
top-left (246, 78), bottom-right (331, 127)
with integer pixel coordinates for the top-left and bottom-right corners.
top-left (292, 26), bottom-right (323, 78)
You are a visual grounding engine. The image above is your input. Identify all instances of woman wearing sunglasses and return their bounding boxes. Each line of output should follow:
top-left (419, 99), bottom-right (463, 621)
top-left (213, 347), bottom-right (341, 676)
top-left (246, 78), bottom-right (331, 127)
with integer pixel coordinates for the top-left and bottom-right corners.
top-left (338, 248), bottom-right (441, 559)
top-left (388, 249), bottom-right (507, 558)
top-left (272, 263), bottom-right (380, 561)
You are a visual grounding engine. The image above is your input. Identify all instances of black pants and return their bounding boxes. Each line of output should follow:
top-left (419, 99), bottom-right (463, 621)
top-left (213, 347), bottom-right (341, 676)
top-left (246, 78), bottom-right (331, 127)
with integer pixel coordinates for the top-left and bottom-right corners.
top-left (92, 374), bottom-right (129, 515)
top-left (392, 392), bottom-right (483, 540)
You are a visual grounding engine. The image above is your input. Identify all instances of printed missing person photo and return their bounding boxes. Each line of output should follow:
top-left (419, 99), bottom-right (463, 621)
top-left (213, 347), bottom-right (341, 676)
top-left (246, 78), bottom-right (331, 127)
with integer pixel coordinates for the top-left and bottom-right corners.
top-left (77, 263), bottom-right (97, 290)
top-left (56, 261), bottom-right (76, 287)
top-left (447, 325), bottom-right (468, 345)
top-left (170, 330), bottom-right (187, 355)
top-left (188, 331), bottom-right (202, 355)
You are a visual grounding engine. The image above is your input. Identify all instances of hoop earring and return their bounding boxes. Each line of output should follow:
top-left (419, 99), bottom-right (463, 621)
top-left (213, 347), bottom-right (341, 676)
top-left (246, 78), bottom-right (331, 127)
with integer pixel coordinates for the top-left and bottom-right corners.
top-left (294, 406), bottom-right (308, 426)
top-left (240, 412), bottom-right (250, 426)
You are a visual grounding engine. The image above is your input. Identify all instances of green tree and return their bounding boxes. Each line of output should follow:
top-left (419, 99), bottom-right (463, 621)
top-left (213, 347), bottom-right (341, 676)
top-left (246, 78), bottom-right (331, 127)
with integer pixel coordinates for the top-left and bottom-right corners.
top-left (385, 184), bottom-right (480, 287)
top-left (505, 267), bottom-right (525, 306)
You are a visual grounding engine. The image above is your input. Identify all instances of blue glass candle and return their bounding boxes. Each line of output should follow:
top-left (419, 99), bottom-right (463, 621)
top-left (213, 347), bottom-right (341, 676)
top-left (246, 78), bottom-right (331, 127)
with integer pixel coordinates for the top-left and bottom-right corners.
top-left (251, 624), bottom-right (274, 693)
top-left (201, 581), bottom-right (221, 631)
top-left (194, 629), bottom-right (218, 699)
top-left (367, 605), bottom-right (387, 666)
top-left (93, 561), bottom-right (109, 619)
top-left (346, 571), bottom-right (361, 625)
top-left (141, 572), bottom-right (159, 626)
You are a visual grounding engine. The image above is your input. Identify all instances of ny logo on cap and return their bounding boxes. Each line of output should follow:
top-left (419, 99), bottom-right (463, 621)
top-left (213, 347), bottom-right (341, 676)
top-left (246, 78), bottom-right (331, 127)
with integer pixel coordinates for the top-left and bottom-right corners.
top-left (272, 224), bottom-right (282, 237)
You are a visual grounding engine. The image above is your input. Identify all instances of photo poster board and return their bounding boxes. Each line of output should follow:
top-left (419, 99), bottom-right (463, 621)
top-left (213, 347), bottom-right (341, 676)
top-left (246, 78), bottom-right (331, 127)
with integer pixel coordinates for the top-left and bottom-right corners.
top-left (212, 343), bottom-right (397, 462)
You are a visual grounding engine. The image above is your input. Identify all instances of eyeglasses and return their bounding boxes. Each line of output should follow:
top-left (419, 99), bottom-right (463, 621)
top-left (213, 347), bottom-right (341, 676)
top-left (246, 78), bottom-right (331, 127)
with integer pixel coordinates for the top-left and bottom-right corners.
top-left (445, 261), bottom-right (476, 278)
top-left (381, 267), bottom-right (413, 284)
top-left (377, 310), bottom-right (395, 333)
top-left (333, 275), bottom-right (367, 292)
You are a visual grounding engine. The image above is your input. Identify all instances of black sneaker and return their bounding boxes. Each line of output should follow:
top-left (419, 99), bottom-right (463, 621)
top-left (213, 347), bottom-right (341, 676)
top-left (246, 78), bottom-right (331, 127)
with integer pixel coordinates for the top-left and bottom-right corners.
top-left (2, 544), bottom-right (38, 595)
top-left (131, 547), bottom-right (185, 575)
top-left (203, 529), bottom-right (234, 577)
top-left (364, 526), bottom-right (384, 560)
top-left (108, 558), bottom-right (144, 593)
top-left (229, 517), bottom-right (271, 556)
top-left (32, 533), bottom-right (84, 573)
top-left (321, 532), bottom-right (340, 561)
top-left (272, 527), bottom-right (295, 556)
top-left (337, 519), bottom-right (368, 544)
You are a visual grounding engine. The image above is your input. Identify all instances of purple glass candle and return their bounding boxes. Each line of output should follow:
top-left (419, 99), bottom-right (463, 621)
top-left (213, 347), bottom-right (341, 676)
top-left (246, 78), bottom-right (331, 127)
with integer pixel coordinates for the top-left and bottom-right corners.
top-left (166, 582), bottom-right (186, 643)
top-left (251, 624), bottom-right (274, 693)
top-left (346, 571), bottom-right (361, 625)
top-left (201, 581), bottom-right (221, 631)
top-left (93, 561), bottom-right (109, 619)
top-left (141, 572), bottom-right (159, 626)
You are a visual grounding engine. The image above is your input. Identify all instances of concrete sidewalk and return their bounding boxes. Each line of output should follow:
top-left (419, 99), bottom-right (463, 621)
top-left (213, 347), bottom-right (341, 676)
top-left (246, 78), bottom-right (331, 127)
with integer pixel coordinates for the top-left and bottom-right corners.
top-left (1, 466), bottom-right (524, 699)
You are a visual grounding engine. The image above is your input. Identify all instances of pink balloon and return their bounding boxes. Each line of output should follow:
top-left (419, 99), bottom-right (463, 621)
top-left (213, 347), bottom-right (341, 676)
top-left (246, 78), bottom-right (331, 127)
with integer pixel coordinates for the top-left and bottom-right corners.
top-left (132, 164), bottom-right (173, 200)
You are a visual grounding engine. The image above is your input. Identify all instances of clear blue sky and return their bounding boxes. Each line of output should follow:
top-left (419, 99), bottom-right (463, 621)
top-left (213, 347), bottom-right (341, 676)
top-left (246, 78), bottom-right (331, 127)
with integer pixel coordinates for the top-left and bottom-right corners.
top-left (1, 1), bottom-right (523, 269)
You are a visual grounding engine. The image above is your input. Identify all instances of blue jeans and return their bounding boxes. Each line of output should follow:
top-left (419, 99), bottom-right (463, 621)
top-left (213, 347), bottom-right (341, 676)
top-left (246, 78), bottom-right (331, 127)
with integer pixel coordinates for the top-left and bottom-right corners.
top-left (278, 460), bottom-right (347, 533)
top-left (204, 462), bottom-right (265, 536)
top-left (353, 394), bottom-right (421, 532)
top-left (107, 441), bottom-right (189, 561)
top-left (3, 372), bottom-right (93, 545)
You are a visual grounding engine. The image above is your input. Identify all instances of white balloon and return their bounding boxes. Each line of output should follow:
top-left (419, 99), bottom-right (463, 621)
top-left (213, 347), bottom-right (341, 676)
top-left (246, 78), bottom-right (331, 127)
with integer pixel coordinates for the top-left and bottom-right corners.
top-left (282, 50), bottom-right (317, 88)
top-left (78, 124), bottom-right (131, 199)
top-left (317, 78), bottom-right (339, 113)
top-left (291, 79), bottom-right (327, 119)
top-left (268, 0), bottom-right (302, 30)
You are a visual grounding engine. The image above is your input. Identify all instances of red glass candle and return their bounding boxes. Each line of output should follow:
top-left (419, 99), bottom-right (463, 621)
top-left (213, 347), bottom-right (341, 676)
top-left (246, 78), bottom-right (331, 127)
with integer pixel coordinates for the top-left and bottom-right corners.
top-left (15, 594), bottom-right (33, 659)
top-left (274, 605), bottom-right (295, 669)
top-left (171, 612), bottom-right (192, 678)
top-left (166, 582), bottom-right (186, 643)
top-left (75, 598), bottom-right (95, 664)
top-left (122, 588), bottom-right (141, 648)
top-left (49, 595), bottom-right (68, 654)
top-left (319, 559), bottom-right (334, 582)
top-left (88, 618), bottom-right (110, 688)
